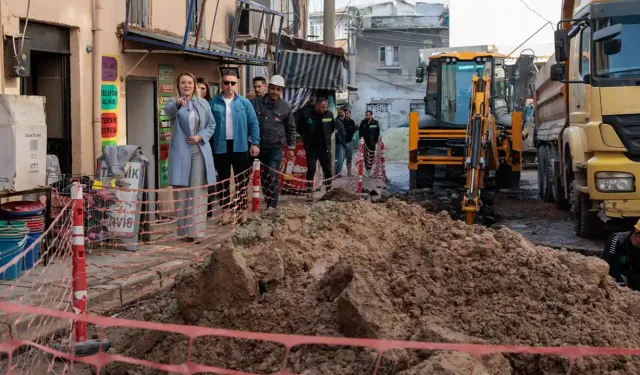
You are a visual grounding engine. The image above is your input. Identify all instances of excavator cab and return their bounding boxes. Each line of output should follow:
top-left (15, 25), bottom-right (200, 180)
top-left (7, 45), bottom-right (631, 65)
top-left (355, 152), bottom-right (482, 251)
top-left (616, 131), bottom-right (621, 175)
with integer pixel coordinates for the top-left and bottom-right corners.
top-left (409, 52), bottom-right (518, 190)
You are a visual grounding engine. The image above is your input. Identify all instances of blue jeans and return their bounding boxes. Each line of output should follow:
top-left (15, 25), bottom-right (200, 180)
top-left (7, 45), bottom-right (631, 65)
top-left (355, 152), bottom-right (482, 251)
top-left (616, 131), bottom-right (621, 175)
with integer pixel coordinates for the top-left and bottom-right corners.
top-left (335, 144), bottom-right (346, 176)
top-left (259, 148), bottom-right (284, 208)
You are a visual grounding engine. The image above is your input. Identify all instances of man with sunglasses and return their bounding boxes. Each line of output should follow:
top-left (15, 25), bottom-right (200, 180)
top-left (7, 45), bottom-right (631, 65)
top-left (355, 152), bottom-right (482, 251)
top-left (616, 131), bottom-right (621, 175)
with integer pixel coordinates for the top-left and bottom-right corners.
top-left (252, 75), bottom-right (296, 208)
top-left (210, 70), bottom-right (260, 223)
top-left (602, 219), bottom-right (640, 290)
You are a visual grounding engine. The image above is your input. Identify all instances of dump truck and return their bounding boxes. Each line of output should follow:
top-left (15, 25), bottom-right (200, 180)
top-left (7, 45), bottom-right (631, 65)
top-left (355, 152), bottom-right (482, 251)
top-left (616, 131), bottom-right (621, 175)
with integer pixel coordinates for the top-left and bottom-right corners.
top-left (410, 50), bottom-right (534, 193)
top-left (534, 0), bottom-right (640, 238)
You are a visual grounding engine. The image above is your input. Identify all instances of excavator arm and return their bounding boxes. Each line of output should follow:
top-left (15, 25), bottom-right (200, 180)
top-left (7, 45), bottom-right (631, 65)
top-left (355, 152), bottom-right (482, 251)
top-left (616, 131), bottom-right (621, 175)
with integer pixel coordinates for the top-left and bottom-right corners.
top-left (461, 74), bottom-right (493, 225)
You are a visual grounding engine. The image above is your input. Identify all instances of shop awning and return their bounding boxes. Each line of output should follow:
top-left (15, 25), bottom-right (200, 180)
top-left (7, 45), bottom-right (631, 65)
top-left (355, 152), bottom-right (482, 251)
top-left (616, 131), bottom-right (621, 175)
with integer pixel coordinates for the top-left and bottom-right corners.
top-left (276, 51), bottom-right (347, 90)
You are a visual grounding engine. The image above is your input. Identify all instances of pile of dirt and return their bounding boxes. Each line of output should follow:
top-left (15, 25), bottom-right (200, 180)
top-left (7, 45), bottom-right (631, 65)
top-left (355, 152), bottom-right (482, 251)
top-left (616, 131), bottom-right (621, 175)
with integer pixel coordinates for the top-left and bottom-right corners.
top-left (385, 188), bottom-right (499, 226)
top-left (105, 199), bottom-right (640, 375)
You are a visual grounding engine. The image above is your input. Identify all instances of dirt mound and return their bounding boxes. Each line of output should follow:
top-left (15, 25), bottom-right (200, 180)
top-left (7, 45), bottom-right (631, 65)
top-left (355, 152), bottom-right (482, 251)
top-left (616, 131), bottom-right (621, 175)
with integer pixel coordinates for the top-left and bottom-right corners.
top-left (319, 187), bottom-right (360, 202)
top-left (105, 199), bottom-right (640, 374)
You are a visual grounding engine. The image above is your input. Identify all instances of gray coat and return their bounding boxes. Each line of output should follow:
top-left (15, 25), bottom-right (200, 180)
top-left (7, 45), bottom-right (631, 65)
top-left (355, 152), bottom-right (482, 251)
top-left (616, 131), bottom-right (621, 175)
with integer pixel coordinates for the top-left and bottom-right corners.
top-left (165, 98), bottom-right (216, 187)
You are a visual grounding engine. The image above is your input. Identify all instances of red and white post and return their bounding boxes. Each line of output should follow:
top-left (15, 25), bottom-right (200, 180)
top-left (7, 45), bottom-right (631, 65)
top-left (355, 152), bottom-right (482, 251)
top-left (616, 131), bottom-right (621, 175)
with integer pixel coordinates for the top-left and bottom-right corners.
top-left (379, 139), bottom-right (387, 182)
top-left (71, 182), bottom-right (88, 343)
top-left (57, 182), bottom-right (110, 356)
top-left (358, 138), bottom-right (365, 195)
top-left (252, 159), bottom-right (261, 212)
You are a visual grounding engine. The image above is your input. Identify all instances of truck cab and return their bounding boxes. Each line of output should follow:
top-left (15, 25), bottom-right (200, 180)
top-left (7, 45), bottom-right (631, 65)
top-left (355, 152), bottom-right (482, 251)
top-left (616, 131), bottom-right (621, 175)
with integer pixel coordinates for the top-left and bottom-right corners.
top-left (409, 52), bottom-right (513, 189)
top-left (539, 0), bottom-right (640, 237)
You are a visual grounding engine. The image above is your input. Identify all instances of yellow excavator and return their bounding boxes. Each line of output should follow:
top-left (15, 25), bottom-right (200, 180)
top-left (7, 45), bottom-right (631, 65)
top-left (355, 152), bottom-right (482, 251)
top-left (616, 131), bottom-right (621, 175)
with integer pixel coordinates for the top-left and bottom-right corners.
top-left (412, 51), bottom-right (528, 224)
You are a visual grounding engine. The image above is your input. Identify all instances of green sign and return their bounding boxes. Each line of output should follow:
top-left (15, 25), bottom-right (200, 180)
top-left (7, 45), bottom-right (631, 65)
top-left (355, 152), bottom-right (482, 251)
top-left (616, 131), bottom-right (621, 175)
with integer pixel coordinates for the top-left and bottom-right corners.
top-left (158, 64), bottom-right (175, 188)
top-left (101, 84), bottom-right (118, 110)
top-left (101, 139), bottom-right (117, 152)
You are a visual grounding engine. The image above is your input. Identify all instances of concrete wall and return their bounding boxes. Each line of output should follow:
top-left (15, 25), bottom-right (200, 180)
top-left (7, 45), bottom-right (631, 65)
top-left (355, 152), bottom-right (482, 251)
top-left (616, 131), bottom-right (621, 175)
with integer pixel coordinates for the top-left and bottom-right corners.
top-left (364, 15), bottom-right (441, 29)
top-left (0, 0), bottom-right (253, 175)
top-left (353, 27), bottom-right (448, 130)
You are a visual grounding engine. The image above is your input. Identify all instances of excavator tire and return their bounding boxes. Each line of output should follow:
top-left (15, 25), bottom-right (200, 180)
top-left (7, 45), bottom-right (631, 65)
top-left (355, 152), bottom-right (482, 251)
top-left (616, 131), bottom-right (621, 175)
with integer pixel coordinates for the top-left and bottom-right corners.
top-left (497, 165), bottom-right (520, 190)
top-left (574, 191), bottom-right (605, 238)
top-left (416, 165), bottom-right (435, 189)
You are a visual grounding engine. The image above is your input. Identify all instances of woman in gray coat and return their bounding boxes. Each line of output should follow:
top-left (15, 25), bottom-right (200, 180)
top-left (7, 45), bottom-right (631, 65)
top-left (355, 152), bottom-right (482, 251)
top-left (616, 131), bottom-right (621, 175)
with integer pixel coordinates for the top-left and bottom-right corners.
top-left (165, 72), bottom-right (216, 242)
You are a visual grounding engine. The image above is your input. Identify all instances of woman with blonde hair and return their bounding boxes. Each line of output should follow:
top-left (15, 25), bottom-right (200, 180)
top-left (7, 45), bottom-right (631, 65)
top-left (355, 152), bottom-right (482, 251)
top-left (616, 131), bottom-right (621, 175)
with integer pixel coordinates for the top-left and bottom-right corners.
top-left (165, 72), bottom-right (216, 242)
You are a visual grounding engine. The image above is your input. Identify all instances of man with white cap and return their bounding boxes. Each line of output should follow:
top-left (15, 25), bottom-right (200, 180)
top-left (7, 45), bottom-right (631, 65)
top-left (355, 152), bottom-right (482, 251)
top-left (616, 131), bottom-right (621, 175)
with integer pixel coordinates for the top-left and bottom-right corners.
top-left (602, 219), bottom-right (640, 290)
top-left (253, 75), bottom-right (296, 208)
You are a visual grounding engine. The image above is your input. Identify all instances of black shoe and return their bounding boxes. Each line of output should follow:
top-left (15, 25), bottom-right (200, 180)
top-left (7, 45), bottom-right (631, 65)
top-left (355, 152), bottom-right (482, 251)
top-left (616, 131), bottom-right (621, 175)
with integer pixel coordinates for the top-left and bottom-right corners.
top-left (185, 237), bottom-right (195, 243)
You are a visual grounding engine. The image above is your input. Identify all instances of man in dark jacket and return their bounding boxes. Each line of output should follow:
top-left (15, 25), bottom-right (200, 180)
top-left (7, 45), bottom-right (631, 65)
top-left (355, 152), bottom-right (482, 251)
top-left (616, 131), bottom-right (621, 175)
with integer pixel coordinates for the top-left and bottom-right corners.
top-left (334, 110), bottom-right (347, 177)
top-left (253, 75), bottom-right (295, 208)
top-left (359, 110), bottom-right (380, 172)
top-left (601, 220), bottom-right (640, 290)
top-left (343, 108), bottom-right (357, 176)
top-left (296, 97), bottom-right (335, 200)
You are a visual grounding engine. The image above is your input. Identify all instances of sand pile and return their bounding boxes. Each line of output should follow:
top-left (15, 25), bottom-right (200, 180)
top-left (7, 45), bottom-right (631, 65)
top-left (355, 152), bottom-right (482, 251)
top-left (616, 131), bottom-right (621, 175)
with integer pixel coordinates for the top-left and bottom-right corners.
top-left (106, 199), bottom-right (640, 375)
top-left (382, 128), bottom-right (409, 162)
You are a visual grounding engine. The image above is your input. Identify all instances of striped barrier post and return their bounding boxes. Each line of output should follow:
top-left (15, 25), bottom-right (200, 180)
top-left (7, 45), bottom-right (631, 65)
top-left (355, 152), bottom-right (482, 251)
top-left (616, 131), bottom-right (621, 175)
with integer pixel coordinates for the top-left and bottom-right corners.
top-left (71, 182), bottom-right (88, 343)
top-left (252, 159), bottom-right (261, 212)
top-left (380, 139), bottom-right (387, 182)
top-left (358, 139), bottom-right (364, 195)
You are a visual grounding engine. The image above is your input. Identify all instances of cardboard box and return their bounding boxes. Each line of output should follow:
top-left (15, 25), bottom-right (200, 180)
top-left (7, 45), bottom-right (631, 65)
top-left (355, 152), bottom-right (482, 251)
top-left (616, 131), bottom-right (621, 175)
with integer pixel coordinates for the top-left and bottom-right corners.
top-left (0, 95), bottom-right (47, 192)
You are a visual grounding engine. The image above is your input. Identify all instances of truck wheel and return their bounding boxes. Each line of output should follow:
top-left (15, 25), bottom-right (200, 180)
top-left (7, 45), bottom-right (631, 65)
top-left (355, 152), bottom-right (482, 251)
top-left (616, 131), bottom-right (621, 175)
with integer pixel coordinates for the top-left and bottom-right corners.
top-left (574, 192), bottom-right (605, 238)
top-left (540, 146), bottom-right (554, 202)
top-left (416, 165), bottom-right (435, 189)
top-left (550, 145), bottom-right (569, 210)
top-left (537, 147), bottom-right (545, 198)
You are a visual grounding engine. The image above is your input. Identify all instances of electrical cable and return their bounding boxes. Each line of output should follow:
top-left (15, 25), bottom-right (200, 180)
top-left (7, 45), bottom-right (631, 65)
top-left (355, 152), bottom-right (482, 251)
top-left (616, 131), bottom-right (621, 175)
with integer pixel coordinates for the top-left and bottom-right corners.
top-left (517, 0), bottom-right (554, 29)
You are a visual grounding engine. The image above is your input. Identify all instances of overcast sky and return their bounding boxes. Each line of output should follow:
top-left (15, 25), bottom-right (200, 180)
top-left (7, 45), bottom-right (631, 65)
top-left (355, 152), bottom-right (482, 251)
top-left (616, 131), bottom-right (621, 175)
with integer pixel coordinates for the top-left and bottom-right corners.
top-left (309, 0), bottom-right (561, 52)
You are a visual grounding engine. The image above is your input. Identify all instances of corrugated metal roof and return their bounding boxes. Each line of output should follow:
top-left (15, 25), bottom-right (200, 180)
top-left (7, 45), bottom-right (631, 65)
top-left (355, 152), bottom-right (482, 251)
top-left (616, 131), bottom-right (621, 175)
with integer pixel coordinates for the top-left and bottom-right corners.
top-left (276, 51), bottom-right (347, 90)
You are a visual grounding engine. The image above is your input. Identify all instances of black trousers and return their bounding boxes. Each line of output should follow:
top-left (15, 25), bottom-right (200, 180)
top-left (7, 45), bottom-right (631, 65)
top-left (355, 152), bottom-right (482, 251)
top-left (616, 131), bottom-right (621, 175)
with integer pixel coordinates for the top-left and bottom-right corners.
top-left (306, 148), bottom-right (332, 193)
top-left (214, 140), bottom-right (251, 210)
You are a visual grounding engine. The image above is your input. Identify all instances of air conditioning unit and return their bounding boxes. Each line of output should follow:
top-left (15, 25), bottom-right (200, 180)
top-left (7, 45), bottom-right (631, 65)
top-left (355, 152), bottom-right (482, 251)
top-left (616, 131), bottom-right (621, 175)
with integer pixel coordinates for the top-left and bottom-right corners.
top-left (236, 4), bottom-right (266, 39)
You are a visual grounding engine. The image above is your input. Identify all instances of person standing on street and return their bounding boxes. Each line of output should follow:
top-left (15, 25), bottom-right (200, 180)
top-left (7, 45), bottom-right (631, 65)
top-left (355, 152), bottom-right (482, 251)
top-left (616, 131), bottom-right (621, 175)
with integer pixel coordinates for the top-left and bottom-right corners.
top-left (209, 70), bottom-right (260, 224)
top-left (165, 72), bottom-right (216, 242)
top-left (334, 110), bottom-right (347, 177)
top-left (359, 110), bottom-right (380, 173)
top-left (250, 76), bottom-right (267, 105)
top-left (297, 97), bottom-right (335, 201)
top-left (253, 75), bottom-right (296, 208)
top-left (601, 220), bottom-right (640, 290)
top-left (343, 108), bottom-right (357, 176)
top-left (197, 77), bottom-right (219, 218)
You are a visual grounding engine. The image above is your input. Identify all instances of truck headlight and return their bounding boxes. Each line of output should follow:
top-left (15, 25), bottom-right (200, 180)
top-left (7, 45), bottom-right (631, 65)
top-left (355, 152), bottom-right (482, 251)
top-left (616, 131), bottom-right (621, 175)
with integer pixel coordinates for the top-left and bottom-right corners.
top-left (595, 172), bottom-right (635, 192)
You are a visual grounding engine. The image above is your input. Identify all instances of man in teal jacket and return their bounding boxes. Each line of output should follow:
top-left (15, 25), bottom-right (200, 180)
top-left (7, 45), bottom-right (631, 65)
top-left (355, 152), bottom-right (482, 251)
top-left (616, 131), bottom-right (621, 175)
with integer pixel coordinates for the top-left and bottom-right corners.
top-left (209, 70), bottom-right (260, 223)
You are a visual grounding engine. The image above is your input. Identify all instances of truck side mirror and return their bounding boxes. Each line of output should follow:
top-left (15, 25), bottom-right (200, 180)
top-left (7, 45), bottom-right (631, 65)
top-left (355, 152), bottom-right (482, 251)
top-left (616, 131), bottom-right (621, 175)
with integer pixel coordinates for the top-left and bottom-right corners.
top-left (416, 66), bottom-right (424, 83)
top-left (550, 64), bottom-right (567, 81)
top-left (603, 39), bottom-right (622, 55)
top-left (554, 29), bottom-right (570, 62)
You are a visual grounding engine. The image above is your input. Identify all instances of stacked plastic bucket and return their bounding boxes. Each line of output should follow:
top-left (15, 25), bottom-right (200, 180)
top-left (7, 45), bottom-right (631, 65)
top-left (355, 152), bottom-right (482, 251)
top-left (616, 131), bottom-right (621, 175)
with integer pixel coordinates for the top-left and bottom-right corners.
top-left (0, 201), bottom-right (45, 272)
top-left (0, 221), bottom-right (28, 280)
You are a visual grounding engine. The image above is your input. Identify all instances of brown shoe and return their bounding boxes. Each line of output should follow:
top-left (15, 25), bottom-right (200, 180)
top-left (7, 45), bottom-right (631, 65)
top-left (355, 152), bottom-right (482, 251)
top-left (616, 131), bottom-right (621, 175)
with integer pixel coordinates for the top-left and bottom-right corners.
top-left (220, 211), bottom-right (232, 225)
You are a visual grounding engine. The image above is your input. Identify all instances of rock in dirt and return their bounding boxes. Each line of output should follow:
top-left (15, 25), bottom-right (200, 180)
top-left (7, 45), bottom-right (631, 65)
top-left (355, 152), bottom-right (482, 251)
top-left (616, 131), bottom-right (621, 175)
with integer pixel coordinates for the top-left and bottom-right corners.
top-left (176, 248), bottom-right (258, 323)
top-left (318, 263), bottom-right (354, 301)
top-left (398, 352), bottom-right (490, 375)
top-left (249, 248), bottom-right (285, 286)
top-left (336, 274), bottom-right (402, 339)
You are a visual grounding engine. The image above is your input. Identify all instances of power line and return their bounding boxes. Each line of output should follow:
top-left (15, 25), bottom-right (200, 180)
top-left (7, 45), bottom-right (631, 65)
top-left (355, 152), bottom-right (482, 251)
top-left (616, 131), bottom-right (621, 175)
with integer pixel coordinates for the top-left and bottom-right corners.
top-left (518, 0), bottom-right (555, 29)
top-left (357, 72), bottom-right (424, 92)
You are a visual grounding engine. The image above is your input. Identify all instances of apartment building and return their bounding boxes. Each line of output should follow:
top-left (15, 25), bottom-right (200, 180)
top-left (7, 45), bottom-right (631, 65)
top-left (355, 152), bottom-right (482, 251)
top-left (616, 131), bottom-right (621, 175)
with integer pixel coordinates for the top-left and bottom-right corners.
top-left (0, 0), bottom-right (287, 191)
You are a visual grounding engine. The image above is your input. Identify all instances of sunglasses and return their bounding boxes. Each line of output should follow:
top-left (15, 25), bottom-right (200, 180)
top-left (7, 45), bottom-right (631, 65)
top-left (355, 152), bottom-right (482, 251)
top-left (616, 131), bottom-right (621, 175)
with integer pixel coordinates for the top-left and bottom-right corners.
top-left (223, 81), bottom-right (237, 86)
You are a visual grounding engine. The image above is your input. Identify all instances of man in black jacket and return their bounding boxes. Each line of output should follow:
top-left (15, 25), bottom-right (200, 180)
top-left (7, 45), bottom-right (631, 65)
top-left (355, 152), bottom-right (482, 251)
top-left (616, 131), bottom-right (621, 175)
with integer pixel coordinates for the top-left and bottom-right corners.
top-left (343, 108), bottom-right (357, 176)
top-left (253, 75), bottom-right (295, 208)
top-left (296, 97), bottom-right (335, 199)
top-left (334, 110), bottom-right (347, 177)
top-left (359, 110), bottom-right (380, 172)
top-left (601, 220), bottom-right (640, 290)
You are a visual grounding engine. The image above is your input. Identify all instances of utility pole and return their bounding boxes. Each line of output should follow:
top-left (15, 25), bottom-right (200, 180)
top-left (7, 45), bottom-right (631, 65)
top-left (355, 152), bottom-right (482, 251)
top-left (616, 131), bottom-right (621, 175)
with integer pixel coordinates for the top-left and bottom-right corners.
top-left (346, 7), bottom-right (351, 85)
top-left (323, 0), bottom-right (335, 46)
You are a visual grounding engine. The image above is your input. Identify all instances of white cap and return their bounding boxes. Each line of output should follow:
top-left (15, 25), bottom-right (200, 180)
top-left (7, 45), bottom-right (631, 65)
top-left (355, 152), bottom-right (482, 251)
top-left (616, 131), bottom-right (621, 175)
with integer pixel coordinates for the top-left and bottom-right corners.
top-left (269, 75), bottom-right (285, 88)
